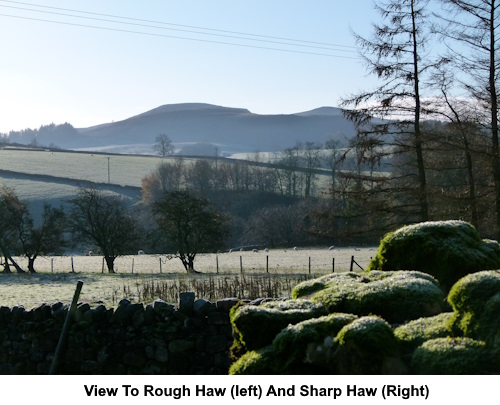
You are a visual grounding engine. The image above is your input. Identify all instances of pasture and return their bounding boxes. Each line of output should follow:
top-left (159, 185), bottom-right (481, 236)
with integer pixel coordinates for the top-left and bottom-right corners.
top-left (0, 247), bottom-right (375, 309)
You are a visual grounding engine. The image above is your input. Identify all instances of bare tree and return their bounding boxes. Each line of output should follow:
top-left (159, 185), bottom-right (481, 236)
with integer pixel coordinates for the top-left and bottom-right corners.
top-left (435, 0), bottom-right (500, 237)
top-left (153, 133), bottom-right (174, 157)
top-left (153, 191), bottom-right (230, 273)
top-left (342, 0), bottom-right (438, 222)
top-left (68, 188), bottom-right (141, 273)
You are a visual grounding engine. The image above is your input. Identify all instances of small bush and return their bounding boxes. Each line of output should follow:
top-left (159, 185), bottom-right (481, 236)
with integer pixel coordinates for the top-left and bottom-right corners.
top-left (411, 337), bottom-right (498, 374)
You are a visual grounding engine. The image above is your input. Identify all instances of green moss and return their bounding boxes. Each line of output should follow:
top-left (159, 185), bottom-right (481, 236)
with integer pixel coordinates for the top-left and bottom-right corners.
top-left (411, 337), bottom-right (499, 374)
top-left (230, 299), bottom-right (327, 353)
top-left (334, 316), bottom-right (406, 374)
top-left (293, 271), bottom-right (445, 324)
top-left (447, 271), bottom-right (500, 344)
top-left (394, 312), bottom-right (454, 351)
top-left (271, 313), bottom-right (357, 372)
top-left (228, 346), bottom-right (279, 375)
top-left (368, 221), bottom-right (500, 291)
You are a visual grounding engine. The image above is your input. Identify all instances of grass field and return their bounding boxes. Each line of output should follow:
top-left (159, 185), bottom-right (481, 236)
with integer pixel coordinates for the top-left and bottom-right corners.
top-left (0, 247), bottom-right (375, 309)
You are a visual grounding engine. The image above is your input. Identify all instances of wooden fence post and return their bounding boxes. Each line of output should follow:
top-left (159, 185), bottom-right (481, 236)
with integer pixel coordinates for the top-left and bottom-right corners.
top-left (132, 257), bottom-right (134, 274)
top-left (308, 257), bottom-right (311, 274)
top-left (71, 257), bottom-right (75, 273)
top-left (102, 257), bottom-right (105, 273)
top-left (159, 257), bottom-right (162, 274)
top-left (266, 255), bottom-right (269, 273)
top-left (216, 255), bottom-right (219, 274)
top-left (240, 255), bottom-right (243, 274)
top-left (350, 255), bottom-right (354, 272)
top-left (332, 257), bottom-right (335, 273)
top-left (49, 280), bottom-right (83, 375)
top-left (51, 258), bottom-right (54, 273)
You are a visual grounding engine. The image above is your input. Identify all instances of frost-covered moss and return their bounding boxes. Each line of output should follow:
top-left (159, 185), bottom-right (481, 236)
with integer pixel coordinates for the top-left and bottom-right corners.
top-left (368, 220), bottom-right (500, 291)
top-left (411, 337), bottom-right (499, 374)
top-left (292, 271), bottom-right (445, 324)
top-left (271, 313), bottom-right (357, 372)
top-left (447, 270), bottom-right (500, 345)
top-left (230, 299), bottom-right (327, 353)
top-left (228, 346), bottom-right (279, 375)
top-left (394, 312), bottom-right (454, 351)
top-left (334, 316), bottom-right (406, 374)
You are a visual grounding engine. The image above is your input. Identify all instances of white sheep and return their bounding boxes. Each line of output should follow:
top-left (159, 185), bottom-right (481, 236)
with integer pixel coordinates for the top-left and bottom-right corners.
top-left (138, 250), bottom-right (145, 255)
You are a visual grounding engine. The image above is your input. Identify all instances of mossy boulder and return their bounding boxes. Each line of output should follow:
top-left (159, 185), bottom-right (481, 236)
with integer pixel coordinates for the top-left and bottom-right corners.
top-left (230, 299), bottom-right (327, 353)
top-left (447, 270), bottom-right (500, 345)
top-left (334, 316), bottom-right (407, 374)
top-left (368, 220), bottom-right (500, 291)
top-left (229, 346), bottom-right (281, 375)
top-left (292, 270), bottom-right (445, 324)
top-left (272, 313), bottom-right (358, 372)
top-left (394, 312), bottom-right (454, 352)
top-left (411, 337), bottom-right (499, 374)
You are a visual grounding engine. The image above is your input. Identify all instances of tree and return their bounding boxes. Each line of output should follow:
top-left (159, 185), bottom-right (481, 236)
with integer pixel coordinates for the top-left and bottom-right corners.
top-left (68, 188), bottom-right (141, 273)
top-left (18, 204), bottom-right (65, 273)
top-left (153, 191), bottom-right (230, 273)
top-left (342, 0), bottom-right (437, 223)
top-left (0, 187), bottom-right (26, 273)
top-left (435, 0), bottom-right (500, 238)
top-left (153, 133), bottom-right (174, 157)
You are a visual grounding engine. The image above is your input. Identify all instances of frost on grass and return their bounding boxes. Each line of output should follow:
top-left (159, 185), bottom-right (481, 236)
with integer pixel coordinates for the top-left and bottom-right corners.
top-left (292, 270), bottom-right (445, 324)
top-left (368, 220), bottom-right (500, 291)
top-left (447, 270), bottom-right (500, 345)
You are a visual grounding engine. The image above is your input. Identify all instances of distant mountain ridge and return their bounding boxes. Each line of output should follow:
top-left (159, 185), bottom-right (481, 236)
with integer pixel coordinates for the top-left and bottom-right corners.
top-left (6, 103), bottom-right (358, 155)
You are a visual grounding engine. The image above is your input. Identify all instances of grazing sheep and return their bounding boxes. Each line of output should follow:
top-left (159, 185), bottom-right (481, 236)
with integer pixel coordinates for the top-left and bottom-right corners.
top-left (138, 250), bottom-right (145, 255)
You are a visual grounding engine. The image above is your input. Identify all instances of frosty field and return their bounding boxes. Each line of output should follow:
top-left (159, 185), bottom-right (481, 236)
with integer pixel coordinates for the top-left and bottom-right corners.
top-left (0, 247), bottom-right (375, 309)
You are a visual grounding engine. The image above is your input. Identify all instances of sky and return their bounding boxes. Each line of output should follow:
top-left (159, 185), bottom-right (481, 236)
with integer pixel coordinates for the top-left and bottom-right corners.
top-left (0, 0), bottom-right (377, 133)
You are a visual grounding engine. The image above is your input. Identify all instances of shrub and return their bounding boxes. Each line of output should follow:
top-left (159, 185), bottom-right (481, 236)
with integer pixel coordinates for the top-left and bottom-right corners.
top-left (292, 271), bottom-right (445, 324)
top-left (447, 270), bottom-right (500, 345)
top-left (411, 337), bottom-right (498, 374)
top-left (228, 346), bottom-right (280, 375)
top-left (368, 220), bottom-right (500, 291)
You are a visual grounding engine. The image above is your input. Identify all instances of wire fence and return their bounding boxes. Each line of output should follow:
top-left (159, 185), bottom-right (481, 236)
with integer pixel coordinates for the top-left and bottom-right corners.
top-left (8, 247), bottom-right (376, 275)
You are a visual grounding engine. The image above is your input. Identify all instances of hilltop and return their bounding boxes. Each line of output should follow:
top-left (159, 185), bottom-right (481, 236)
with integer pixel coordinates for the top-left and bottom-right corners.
top-left (6, 103), bottom-right (357, 155)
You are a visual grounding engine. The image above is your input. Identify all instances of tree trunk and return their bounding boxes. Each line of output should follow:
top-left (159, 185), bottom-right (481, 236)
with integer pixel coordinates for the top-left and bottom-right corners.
top-left (3, 256), bottom-right (11, 273)
top-left (104, 256), bottom-right (115, 273)
top-left (8, 256), bottom-right (25, 273)
top-left (27, 257), bottom-right (37, 273)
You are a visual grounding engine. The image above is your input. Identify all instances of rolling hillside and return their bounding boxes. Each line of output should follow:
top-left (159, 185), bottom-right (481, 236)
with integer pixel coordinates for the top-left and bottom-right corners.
top-left (6, 103), bottom-right (358, 155)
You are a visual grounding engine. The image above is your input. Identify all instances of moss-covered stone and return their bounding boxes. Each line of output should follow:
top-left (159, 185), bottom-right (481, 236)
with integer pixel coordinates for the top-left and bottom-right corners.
top-left (334, 316), bottom-right (407, 374)
top-left (368, 220), bottom-right (500, 291)
top-left (292, 271), bottom-right (445, 324)
top-left (272, 313), bottom-right (357, 372)
top-left (228, 346), bottom-right (280, 375)
top-left (411, 337), bottom-right (499, 374)
top-left (394, 312), bottom-right (454, 351)
top-left (230, 299), bottom-right (327, 353)
top-left (447, 270), bottom-right (500, 345)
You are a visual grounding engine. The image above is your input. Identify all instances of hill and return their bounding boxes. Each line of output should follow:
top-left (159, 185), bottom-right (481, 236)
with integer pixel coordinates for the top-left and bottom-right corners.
top-left (6, 103), bottom-right (357, 155)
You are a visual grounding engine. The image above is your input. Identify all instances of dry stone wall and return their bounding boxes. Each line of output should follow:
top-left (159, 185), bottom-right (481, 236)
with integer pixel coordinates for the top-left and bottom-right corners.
top-left (0, 293), bottom-right (237, 374)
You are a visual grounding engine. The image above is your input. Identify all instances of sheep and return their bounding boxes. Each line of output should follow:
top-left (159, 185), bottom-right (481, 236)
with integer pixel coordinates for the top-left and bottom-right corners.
top-left (252, 249), bottom-right (258, 253)
top-left (138, 250), bottom-right (145, 255)
top-left (265, 247), bottom-right (269, 252)
top-left (328, 246), bottom-right (335, 250)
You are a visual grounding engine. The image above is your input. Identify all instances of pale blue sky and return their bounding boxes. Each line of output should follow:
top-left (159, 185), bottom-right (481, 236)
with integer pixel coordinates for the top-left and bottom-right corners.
top-left (0, 0), bottom-right (376, 132)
